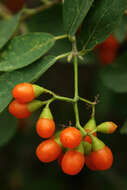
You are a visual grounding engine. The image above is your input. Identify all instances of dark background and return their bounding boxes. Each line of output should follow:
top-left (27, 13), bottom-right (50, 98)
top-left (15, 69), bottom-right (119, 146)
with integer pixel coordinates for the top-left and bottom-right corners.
top-left (0, 0), bottom-right (127, 189)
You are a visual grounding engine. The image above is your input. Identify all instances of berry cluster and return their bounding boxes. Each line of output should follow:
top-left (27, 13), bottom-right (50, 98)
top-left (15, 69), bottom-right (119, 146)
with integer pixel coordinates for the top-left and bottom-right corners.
top-left (9, 83), bottom-right (118, 175)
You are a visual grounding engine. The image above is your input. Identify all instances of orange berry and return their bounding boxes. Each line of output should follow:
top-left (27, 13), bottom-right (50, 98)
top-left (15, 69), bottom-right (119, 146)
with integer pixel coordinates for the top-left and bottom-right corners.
top-left (13, 83), bottom-right (34, 103)
top-left (9, 100), bottom-right (31, 119)
top-left (88, 146), bottom-right (113, 170)
top-left (36, 118), bottom-right (55, 138)
top-left (61, 150), bottom-right (85, 175)
top-left (60, 127), bottom-right (82, 149)
top-left (36, 139), bottom-right (62, 163)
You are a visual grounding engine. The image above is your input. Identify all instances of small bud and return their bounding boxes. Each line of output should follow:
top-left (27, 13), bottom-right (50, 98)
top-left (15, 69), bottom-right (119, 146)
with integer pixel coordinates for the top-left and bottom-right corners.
top-left (84, 117), bottom-right (96, 131)
top-left (40, 106), bottom-right (53, 120)
top-left (97, 122), bottom-right (118, 134)
top-left (90, 135), bottom-right (105, 151)
top-left (27, 100), bottom-right (43, 113)
top-left (33, 84), bottom-right (44, 97)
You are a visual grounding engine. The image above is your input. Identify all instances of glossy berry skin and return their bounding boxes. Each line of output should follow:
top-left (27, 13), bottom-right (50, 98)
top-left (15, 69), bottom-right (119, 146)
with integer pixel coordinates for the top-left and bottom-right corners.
top-left (36, 139), bottom-right (62, 163)
top-left (87, 146), bottom-right (113, 171)
top-left (61, 150), bottom-right (85, 175)
top-left (9, 100), bottom-right (31, 119)
top-left (60, 127), bottom-right (82, 149)
top-left (13, 83), bottom-right (35, 103)
top-left (84, 129), bottom-right (97, 144)
top-left (36, 118), bottom-right (55, 138)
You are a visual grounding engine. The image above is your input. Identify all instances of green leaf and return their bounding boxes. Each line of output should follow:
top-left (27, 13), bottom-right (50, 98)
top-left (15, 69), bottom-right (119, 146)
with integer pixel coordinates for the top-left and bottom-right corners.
top-left (0, 33), bottom-right (55, 71)
top-left (0, 109), bottom-right (17, 147)
top-left (99, 53), bottom-right (127, 93)
top-left (0, 13), bottom-right (20, 50)
top-left (120, 120), bottom-right (127, 134)
top-left (114, 15), bottom-right (127, 43)
top-left (27, 4), bottom-right (71, 57)
top-left (0, 55), bottom-right (56, 113)
top-left (80, 0), bottom-right (126, 50)
top-left (63, 0), bottom-right (94, 36)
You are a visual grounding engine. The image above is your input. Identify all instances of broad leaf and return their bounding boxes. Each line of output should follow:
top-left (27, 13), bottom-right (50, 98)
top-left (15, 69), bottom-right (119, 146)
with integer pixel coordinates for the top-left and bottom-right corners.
top-left (0, 55), bottom-right (56, 113)
top-left (0, 13), bottom-right (20, 50)
top-left (99, 53), bottom-right (127, 93)
top-left (120, 120), bottom-right (127, 134)
top-left (27, 4), bottom-right (71, 57)
top-left (80, 0), bottom-right (126, 50)
top-left (0, 33), bottom-right (55, 71)
top-left (63, 0), bottom-right (94, 36)
top-left (0, 109), bottom-right (17, 147)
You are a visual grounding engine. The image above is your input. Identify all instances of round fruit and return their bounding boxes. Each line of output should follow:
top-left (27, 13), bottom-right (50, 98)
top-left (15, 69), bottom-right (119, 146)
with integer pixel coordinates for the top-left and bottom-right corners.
top-left (12, 83), bottom-right (34, 103)
top-left (36, 118), bottom-right (55, 138)
top-left (61, 150), bottom-right (85, 175)
top-left (60, 127), bottom-right (82, 148)
top-left (9, 100), bottom-right (31, 119)
top-left (88, 146), bottom-right (113, 170)
top-left (36, 139), bottom-right (62, 163)
top-left (85, 155), bottom-right (97, 171)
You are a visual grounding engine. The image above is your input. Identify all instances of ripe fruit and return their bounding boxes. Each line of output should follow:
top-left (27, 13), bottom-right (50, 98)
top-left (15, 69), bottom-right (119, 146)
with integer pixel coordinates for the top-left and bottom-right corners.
top-left (88, 135), bottom-right (113, 170)
top-left (85, 156), bottom-right (97, 171)
top-left (61, 150), bottom-right (85, 175)
top-left (9, 100), bottom-right (31, 119)
top-left (9, 100), bottom-right (43, 119)
top-left (60, 127), bottom-right (82, 148)
top-left (97, 122), bottom-right (118, 134)
top-left (88, 146), bottom-right (113, 171)
top-left (36, 106), bottom-right (55, 138)
top-left (36, 118), bottom-right (55, 138)
top-left (12, 83), bottom-right (44, 103)
top-left (36, 139), bottom-right (62, 163)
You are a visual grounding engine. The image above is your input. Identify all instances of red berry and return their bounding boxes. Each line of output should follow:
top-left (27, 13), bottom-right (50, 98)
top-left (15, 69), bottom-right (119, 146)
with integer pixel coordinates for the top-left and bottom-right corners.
top-left (36, 118), bottom-right (55, 138)
top-left (87, 146), bottom-right (113, 170)
top-left (9, 100), bottom-right (31, 119)
top-left (36, 139), bottom-right (62, 163)
top-left (84, 129), bottom-right (97, 144)
top-left (99, 48), bottom-right (117, 65)
top-left (13, 83), bottom-right (35, 103)
top-left (60, 127), bottom-right (82, 149)
top-left (85, 156), bottom-right (97, 171)
top-left (5, 0), bottom-right (26, 13)
top-left (61, 150), bottom-right (85, 175)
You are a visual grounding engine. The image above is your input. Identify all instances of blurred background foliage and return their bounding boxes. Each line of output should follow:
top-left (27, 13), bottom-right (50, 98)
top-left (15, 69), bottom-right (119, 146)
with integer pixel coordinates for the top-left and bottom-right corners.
top-left (0, 0), bottom-right (127, 190)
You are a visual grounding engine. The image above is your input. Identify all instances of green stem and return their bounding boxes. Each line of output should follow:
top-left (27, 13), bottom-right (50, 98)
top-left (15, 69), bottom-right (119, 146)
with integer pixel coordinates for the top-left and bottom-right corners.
top-left (43, 88), bottom-right (74, 103)
top-left (55, 52), bottom-right (71, 61)
top-left (22, 0), bottom-right (59, 20)
top-left (74, 56), bottom-right (78, 98)
top-left (79, 97), bottom-right (95, 105)
top-left (73, 51), bottom-right (86, 136)
top-left (54, 34), bottom-right (68, 41)
top-left (54, 95), bottom-right (74, 103)
top-left (88, 128), bottom-right (97, 135)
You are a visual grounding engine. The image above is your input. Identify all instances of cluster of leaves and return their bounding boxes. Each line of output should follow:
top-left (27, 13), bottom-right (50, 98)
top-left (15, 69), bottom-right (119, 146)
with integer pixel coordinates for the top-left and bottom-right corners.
top-left (0, 0), bottom-right (126, 147)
